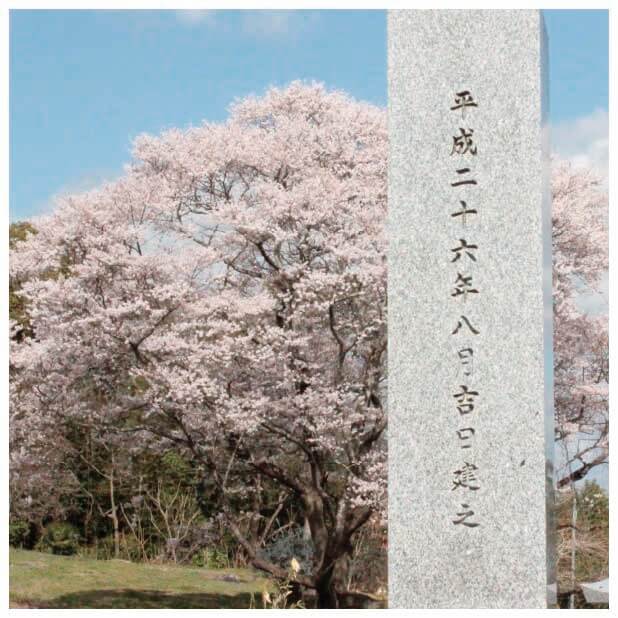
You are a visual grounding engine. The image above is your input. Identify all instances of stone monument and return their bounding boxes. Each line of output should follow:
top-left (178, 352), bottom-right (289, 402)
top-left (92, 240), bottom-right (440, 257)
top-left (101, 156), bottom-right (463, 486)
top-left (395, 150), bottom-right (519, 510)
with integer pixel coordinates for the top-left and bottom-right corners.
top-left (388, 10), bottom-right (555, 608)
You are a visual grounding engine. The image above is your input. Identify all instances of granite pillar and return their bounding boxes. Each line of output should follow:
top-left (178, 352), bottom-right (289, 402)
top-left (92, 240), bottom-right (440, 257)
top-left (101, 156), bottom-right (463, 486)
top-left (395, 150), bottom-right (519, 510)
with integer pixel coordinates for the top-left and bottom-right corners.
top-left (388, 9), bottom-right (555, 608)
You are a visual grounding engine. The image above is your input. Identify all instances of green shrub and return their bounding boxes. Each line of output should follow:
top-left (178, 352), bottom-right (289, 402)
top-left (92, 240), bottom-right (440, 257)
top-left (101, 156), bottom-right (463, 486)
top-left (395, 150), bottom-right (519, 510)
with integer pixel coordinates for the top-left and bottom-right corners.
top-left (85, 534), bottom-right (121, 561)
top-left (191, 547), bottom-right (230, 569)
top-left (37, 522), bottom-right (81, 555)
top-left (9, 520), bottom-right (31, 548)
top-left (190, 549), bottom-right (206, 568)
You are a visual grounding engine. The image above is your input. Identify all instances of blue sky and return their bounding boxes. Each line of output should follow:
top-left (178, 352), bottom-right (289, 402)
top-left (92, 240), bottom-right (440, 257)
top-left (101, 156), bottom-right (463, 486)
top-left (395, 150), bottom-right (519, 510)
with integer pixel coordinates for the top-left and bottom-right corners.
top-left (10, 9), bottom-right (608, 221)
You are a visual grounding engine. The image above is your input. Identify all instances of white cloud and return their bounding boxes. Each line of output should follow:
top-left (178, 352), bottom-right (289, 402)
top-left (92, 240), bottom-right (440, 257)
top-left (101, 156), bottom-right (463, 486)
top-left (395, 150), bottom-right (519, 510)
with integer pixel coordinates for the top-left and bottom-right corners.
top-left (175, 10), bottom-right (216, 27)
top-left (241, 11), bottom-right (292, 37)
top-left (551, 108), bottom-right (608, 185)
top-left (241, 10), bottom-right (318, 39)
top-left (173, 10), bottom-right (315, 39)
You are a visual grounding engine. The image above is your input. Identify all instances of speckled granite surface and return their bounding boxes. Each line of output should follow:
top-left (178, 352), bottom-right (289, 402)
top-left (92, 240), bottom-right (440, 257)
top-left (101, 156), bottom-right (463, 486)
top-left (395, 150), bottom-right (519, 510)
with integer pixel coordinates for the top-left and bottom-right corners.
top-left (387, 10), bottom-right (554, 608)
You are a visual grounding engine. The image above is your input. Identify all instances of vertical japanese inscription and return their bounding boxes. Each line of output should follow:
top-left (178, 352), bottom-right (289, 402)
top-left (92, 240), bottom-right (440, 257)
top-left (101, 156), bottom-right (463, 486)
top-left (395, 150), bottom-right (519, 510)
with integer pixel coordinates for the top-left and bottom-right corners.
top-left (449, 90), bottom-right (481, 529)
top-left (388, 11), bottom-right (553, 607)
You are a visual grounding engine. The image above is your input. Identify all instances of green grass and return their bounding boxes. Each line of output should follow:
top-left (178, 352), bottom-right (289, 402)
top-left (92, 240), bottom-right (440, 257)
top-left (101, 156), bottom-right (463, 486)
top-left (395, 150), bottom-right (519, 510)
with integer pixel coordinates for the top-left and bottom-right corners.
top-left (9, 548), bottom-right (271, 609)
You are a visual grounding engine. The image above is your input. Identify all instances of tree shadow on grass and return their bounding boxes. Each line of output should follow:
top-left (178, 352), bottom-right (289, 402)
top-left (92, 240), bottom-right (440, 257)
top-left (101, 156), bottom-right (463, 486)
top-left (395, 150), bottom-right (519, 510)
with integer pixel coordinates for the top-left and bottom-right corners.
top-left (40, 589), bottom-right (263, 609)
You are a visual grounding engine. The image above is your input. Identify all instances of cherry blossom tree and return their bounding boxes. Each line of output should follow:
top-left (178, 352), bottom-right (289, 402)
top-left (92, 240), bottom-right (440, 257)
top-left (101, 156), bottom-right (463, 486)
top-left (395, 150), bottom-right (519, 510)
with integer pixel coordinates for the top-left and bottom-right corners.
top-left (10, 82), bottom-right (387, 607)
top-left (551, 159), bottom-right (608, 489)
top-left (10, 83), bottom-right (608, 607)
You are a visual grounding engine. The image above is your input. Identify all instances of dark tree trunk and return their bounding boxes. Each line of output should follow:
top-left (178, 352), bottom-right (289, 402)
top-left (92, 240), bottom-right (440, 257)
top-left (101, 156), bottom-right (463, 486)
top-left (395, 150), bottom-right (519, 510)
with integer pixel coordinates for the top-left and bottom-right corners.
top-left (316, 570), bottom-right (339, 609)
top-left (287, 581), bottom-right (304, 607)
top-left (315, 553), bottom-right (350, 609)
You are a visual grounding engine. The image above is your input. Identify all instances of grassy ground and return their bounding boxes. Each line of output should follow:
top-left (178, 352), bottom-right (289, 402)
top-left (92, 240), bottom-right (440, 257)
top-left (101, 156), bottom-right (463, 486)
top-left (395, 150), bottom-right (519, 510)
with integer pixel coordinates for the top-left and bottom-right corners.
top-left (9, 548), bottom-right (271, 609)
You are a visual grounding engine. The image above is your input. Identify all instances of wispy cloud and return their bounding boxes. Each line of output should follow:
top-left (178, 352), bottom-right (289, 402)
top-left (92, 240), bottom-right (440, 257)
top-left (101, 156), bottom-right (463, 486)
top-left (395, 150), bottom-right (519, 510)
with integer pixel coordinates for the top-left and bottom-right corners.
top-left (174, 9), bottom-right (317, 39)
top-left (241, 11), bottom-right (298, 38)
top-left (551, 108), bottom-right (608, 186)
top-left (175, 10), bottom-right (216, 27)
